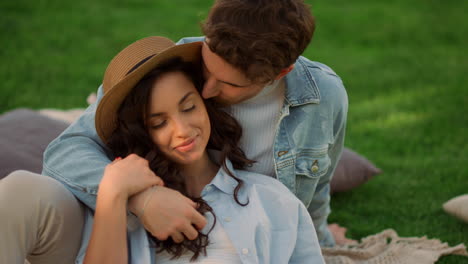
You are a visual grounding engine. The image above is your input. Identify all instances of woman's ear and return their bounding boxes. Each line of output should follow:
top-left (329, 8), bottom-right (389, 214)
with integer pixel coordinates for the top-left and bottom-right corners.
top-left (274, 64), bottom-right (295, 80)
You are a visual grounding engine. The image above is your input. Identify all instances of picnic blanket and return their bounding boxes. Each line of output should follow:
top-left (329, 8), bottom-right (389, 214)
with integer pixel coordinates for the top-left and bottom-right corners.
top-left (323, 229), bottom-right (467, 264)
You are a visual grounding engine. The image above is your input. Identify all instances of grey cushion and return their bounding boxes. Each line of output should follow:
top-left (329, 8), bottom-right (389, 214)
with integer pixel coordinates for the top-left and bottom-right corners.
top-left (0, 109), bottom-right (69, 179)
top-left (330, 148), bottom-right (382, 194)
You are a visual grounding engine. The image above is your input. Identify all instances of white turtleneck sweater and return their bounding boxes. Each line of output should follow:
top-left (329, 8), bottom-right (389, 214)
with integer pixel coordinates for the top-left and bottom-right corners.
top-left (223, 79), bottom-right (285, 177)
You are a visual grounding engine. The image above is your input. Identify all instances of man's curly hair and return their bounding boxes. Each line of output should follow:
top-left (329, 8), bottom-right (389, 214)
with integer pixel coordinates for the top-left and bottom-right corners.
top-left (202, 0), bottom-right (315, 84)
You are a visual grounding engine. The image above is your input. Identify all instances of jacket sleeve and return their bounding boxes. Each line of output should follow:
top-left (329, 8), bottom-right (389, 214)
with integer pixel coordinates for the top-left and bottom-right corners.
top-left (42, 85), bottom-right (111, 210)
top-left (175, 36), bottom-right (205, 45)
top-left (306, 65), bottom-right (348, 247)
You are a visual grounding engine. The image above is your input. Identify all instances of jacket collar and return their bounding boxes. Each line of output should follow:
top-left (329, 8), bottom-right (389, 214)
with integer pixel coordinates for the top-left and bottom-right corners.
top-left (284, 57), bottom-right (321, 106)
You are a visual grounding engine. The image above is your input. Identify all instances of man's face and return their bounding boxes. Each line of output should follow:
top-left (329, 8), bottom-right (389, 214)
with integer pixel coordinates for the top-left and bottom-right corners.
top-left (201, 42), bottom-right (265, 106)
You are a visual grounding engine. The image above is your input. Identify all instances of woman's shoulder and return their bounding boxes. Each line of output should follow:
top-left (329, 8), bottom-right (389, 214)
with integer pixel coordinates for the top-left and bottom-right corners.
top-left (235, 169), bottom-right (298, 202)
top-left (234, 169), bottom-right (313, 229)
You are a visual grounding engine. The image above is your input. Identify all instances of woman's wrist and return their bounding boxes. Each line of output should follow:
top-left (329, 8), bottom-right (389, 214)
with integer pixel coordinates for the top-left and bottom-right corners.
top-left (97, 181), bottom-right (129, 206)
top-left (139, 186), bottom-right (157, 218)
top-left (128, 186), bottom-right (154, 215)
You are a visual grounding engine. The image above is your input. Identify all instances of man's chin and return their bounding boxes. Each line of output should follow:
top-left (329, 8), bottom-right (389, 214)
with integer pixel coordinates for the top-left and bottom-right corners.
top-left (212, 97), bottom-right (246, 107)
top-left (212, 97), bottom-right (235, 107)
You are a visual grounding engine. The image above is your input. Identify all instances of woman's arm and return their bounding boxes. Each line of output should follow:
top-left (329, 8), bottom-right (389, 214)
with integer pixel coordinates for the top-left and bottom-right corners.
top-left (83, 188), bottom-right (128, 264)
top-left (83, 155), bottom-right (163, 264)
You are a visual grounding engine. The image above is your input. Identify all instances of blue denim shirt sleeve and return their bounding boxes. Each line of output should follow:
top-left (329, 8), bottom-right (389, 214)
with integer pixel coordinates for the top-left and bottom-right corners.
top-left (42, 85), bottom-right (110, 210)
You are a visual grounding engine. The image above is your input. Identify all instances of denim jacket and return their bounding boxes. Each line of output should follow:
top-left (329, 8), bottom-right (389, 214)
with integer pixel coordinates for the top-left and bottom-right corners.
top-left (43, 36), bottom-right (348, 247)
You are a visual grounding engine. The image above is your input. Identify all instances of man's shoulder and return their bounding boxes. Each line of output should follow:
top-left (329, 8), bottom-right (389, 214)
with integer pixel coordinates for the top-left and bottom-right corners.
top-left (297, 56), bottom-right (340, 78)
top-left (286, 56), bottom-right (347, 106)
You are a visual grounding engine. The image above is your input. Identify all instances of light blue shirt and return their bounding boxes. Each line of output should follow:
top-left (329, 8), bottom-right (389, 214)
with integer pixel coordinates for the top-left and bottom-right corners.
top-left (75, 158), bottom-right (325, 264)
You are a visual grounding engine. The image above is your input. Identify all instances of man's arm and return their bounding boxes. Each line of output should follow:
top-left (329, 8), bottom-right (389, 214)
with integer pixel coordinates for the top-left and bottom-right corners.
top-left (175, 36), bottom-right (205, 45)
top-left (42, 85), bottom-right (109, 210)
top-left (306, 68), bottom-right (348, 247)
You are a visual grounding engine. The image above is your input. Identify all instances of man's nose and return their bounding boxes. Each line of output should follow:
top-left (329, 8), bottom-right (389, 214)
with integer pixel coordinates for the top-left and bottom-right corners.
top-left (202, 77), bottom-right (220, 99)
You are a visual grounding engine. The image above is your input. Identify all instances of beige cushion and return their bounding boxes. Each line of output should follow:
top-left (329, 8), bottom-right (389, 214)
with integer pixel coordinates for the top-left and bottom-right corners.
top-left (443, 194), bottom-right (468, 223)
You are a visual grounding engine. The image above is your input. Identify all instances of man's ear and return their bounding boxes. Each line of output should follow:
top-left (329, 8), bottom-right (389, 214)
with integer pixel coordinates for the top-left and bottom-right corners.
top-left (274, 64), bottom-right (295, 80)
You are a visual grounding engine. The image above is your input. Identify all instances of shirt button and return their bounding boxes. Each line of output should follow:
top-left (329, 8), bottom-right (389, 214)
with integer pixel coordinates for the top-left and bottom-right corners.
top-left (224, 217), bottom-right (231, 222)
top-left (242, 248), bottom-right (249, 255)
top-left (205, 186), bottom-right (213, 191)
top-left (311, 165), bottom-right (319, 173)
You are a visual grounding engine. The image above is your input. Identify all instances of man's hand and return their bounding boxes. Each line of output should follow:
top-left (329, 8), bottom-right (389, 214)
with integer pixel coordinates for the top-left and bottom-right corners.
top-left (128, 186), bottom-right (207, 243)
top-left (328, 223), bottom-right (358, 245)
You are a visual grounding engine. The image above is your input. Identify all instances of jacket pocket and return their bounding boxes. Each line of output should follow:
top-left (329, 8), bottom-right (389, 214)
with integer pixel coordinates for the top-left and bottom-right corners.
top-left (295, 146), bottom-right (331, 178)
top-left (295, 146), bottom-right (331, 207)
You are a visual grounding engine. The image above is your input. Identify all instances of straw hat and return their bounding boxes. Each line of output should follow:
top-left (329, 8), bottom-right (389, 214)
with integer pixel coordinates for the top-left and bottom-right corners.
top-left (95, 36), bottom-right (202, 142)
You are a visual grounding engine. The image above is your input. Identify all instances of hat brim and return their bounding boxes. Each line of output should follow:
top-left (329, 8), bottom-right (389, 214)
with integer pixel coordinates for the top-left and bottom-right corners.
top-left (95, 41), bottom-right (203, 143)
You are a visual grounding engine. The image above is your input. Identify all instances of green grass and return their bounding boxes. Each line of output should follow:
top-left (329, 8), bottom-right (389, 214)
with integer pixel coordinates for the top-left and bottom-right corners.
top-left (1, 0), bottom-right (467, 262)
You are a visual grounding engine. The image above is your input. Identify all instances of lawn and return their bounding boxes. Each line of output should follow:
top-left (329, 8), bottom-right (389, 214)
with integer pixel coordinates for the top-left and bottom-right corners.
top-left (1, 0), bottom-right (467, 263)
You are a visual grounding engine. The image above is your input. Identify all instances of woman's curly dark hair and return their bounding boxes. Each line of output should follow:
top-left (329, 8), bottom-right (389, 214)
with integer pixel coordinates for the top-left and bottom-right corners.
top-left (106, 56), bottom-right (254, 261)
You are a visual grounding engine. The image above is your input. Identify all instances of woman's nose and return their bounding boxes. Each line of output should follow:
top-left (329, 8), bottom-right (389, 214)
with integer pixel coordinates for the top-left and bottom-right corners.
top-left (173, 117), bottom-right (192, 138)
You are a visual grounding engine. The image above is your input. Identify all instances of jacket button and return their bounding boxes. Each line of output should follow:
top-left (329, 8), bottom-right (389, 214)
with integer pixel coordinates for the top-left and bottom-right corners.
top-left (311, 165), bottom-right (319, 173)
top-left (277, 150), bottom-right (288, 157)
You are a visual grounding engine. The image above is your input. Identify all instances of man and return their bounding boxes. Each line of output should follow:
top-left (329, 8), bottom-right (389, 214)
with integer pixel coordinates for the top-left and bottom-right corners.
top-left (0, 0), bottom-right (348, 262)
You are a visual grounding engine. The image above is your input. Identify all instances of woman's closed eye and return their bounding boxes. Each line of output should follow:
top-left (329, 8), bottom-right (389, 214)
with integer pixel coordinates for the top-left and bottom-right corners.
top-left (182, 104), bottom-right (196, 112)
top-left (151, 119), bottom-right (166, 129)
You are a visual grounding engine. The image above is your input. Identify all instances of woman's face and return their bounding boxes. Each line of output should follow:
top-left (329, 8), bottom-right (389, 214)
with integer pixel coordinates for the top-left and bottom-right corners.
top-left (146, 71), bottom-right (211, 165)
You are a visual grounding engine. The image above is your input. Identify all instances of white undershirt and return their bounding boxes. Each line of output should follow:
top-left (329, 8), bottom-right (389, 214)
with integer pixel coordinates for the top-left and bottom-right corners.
top-left (224, 79), bottom-right (285, 177)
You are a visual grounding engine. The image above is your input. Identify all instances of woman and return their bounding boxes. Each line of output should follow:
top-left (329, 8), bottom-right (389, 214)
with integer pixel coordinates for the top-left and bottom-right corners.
top-left (78, 36), bottom-right (324, 264)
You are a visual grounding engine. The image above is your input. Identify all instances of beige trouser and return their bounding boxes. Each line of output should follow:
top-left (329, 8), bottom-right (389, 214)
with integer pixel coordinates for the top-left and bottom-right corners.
top-left (0, 170), bottom-right (85, 264)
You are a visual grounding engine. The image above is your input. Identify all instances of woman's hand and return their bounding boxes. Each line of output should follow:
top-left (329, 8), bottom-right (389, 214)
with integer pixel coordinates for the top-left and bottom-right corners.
top-left (99, 154), bottom-right (164, 200)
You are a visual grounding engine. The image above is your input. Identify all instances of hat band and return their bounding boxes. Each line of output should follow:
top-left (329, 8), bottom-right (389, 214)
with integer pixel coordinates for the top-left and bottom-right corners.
top-left (126, 54), bottom-right (156, 75)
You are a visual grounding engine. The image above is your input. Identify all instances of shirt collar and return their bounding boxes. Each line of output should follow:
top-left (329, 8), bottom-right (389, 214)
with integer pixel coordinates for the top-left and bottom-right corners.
top-left (202, 150), bottom-right (239, 196)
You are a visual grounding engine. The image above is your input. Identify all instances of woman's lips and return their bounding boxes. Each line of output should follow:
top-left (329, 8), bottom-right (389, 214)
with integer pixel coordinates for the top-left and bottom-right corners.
top-left (174, 137), bottom-right (197, 152)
